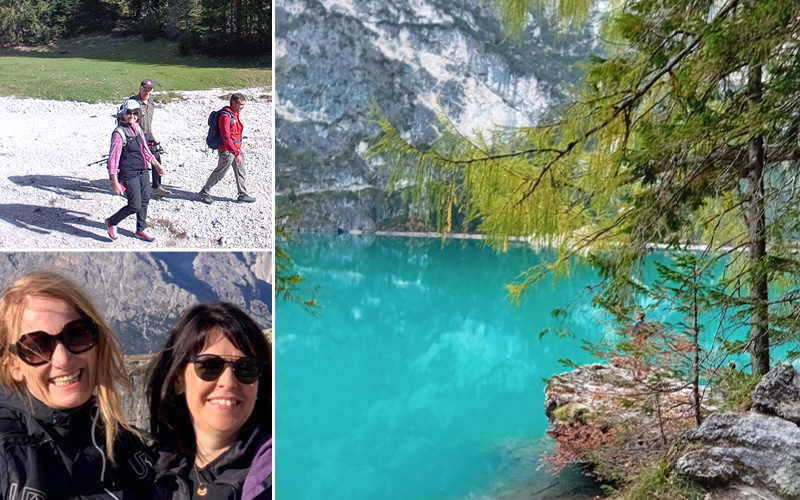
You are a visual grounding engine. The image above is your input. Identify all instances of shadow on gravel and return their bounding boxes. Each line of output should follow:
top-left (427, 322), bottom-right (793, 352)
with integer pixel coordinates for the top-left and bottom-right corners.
top-left (153, 184), bottom-right (240, 204)
top-left (151, 184), bottom-right (203, 201)
top-left (10, 174), bottom-right (244, 204)
top-left (9, 175), bottom-right (111, 198)
top-left (0, 203), bottom-right (108, 242)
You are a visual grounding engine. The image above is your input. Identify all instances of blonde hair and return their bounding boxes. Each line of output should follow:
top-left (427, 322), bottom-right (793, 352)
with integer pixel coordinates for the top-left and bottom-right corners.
top-left (0, 271), bottom-right (137, 461)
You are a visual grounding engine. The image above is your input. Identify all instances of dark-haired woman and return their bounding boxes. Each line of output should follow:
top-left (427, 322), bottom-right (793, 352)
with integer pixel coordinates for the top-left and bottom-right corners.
top-left (148, 302), bottom-right (272, 500)
top-left (0, 271), bottom-right (154, 498)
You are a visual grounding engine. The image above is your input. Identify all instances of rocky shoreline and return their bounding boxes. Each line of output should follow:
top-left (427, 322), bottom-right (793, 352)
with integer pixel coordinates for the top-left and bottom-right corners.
top-left (544, 360), bottom-right (800, 499)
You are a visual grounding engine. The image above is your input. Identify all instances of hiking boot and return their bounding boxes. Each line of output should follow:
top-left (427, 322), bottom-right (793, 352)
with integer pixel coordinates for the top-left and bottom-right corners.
top-left (134, 230), bottom-right (155, 242)
top-left (105, 219), bottom-right (117, 241)
top-left (199, 191), bottom-right (213, 204)
top-left (153, 186), bottom-right (171, 196)
top-left (237, 194), bottom-right (256, 203)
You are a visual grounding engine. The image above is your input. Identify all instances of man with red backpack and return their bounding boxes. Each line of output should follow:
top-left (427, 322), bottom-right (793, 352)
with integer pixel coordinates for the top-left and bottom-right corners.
top-left (199, 93), bottom-right (256, 204)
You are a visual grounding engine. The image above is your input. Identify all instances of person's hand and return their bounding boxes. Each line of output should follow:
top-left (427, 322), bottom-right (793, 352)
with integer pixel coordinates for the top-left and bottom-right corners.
top-left (236, 154), bottom-right (243, 165)
top-left (152, 160), bottom-right (165, 177)
top-left (111, 181), bottom-right (125, 196)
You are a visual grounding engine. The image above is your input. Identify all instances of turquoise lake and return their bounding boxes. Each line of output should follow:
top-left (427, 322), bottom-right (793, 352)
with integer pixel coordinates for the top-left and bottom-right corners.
top-left (274, 235), bottom-right (724, 500)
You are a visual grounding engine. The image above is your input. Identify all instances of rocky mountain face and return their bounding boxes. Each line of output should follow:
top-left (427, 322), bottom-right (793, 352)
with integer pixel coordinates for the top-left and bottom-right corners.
top-left (122, 355), bottom-right (153, 431)
top-left (0, 251), bottom-right (272, 354)
top-left (545, 361), bottom-right (800, 499)
top-left (276, 0), bottom-right (595, 231)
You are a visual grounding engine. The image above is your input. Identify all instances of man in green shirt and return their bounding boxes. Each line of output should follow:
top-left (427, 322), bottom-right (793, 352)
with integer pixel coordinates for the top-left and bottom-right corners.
top-left (129, 79), bottom-right (169, 197)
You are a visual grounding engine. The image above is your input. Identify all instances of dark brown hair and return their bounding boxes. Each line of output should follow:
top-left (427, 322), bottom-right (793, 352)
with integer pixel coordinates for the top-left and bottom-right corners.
top-left (147, 302), bottom-right (271, 455)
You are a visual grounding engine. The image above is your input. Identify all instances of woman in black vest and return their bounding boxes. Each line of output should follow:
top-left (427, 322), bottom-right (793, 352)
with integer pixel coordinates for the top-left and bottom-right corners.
top-left (104, 99), bottom-right (165, 243)
top-left (0, 271), bottom-right (155, 499)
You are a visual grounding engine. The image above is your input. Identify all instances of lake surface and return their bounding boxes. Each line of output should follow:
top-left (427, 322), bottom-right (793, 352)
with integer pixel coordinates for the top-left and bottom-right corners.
top-left (274, 235), bottom-right (681, 499)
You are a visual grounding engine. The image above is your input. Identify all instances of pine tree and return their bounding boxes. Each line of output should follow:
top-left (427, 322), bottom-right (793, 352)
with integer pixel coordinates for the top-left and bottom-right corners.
top-left (369, 0), bottom-right (800, 374)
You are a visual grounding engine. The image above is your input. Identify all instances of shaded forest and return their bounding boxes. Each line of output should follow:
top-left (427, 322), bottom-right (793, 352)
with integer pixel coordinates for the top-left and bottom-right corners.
top-left (0, 0), bottom-right (270, 58)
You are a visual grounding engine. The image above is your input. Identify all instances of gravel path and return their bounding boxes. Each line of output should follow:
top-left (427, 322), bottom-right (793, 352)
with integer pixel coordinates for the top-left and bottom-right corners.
top-left (0, 87), bottom-right (273, 249)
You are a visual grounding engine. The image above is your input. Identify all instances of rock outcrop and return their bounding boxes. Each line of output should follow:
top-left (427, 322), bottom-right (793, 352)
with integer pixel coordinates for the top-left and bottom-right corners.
top-left (676, 413), bottom-right (800, 498)
top-left (751, 363), bottom-right (800, 423)
top-left (545, 361), bottom-right (800, 498)
top-left (121, 354), bottom-right (154, 431)
top-left (544, 360), bottom-right (705, 477)
top-left (676, 363), bottom-right (800, 499)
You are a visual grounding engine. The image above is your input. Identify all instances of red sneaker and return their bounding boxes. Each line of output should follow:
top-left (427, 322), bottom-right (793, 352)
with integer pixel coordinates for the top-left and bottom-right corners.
top-left (134, 230), bottom-right (155, 242)
top-left (105, 219), bottom-right (117, 240)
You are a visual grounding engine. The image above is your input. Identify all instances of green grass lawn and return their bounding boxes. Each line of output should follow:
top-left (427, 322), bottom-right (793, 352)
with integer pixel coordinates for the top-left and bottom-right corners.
top-left (0, 35), bottom-right (271, 102)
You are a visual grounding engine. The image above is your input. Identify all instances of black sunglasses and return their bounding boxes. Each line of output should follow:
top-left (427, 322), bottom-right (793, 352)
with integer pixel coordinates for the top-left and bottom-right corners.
top-left (12, 317), bottom-right (99, 366)
top-left (187, 354), bottom-right (265, 384)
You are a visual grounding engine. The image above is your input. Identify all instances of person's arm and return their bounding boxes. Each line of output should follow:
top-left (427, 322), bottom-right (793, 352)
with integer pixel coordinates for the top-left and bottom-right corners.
top-left (108, 132), bottom-right (125, 195)
top-left (219, 112), bottom-right (239, 156)
top-left (136, 124), bottom-right (165, 176)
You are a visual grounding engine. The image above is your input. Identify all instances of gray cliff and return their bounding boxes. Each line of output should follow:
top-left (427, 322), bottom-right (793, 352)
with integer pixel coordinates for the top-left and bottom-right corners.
top-left (276, 0), bottom-right (595, 231)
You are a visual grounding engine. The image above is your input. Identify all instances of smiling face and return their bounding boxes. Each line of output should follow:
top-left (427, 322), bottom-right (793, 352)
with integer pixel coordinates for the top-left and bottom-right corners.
top-left (179, 330), bottom-right (258, 447)
top-left (138, 85), bottom-right (153, 102)
top-left (9, 296), bottom-right (97, 409)
top-left (230, 99), bottom-right (246, 113)
top-left (122, 110), bottom-right (140, 124)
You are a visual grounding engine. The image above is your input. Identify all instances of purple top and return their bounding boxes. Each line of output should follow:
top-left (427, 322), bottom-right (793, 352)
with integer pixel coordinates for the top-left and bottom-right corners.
top-left (242, 434), bottom-right (272, 500)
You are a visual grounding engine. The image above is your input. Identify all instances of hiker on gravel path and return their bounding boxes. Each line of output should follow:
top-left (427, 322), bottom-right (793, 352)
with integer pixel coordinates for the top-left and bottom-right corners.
top-left (199, 93), bottom-right (256, 204)
top-left (129, 78), bottom-right (169, 197)
top-left (104, 99), bottom-right (165, 243)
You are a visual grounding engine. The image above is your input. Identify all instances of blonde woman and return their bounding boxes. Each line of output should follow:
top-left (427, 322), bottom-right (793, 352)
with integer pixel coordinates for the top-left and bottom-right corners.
top-left (0, 271), bottom-right (154, 498)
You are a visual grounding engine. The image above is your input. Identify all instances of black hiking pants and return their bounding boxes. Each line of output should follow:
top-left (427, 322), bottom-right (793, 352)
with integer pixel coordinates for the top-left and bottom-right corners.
top-left (150, 146), bottom-right (162, 188)
top-left (108, 169), bottom-right (152, 232)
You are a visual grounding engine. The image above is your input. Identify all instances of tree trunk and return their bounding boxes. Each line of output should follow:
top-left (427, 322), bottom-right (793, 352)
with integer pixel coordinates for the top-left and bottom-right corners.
top-left (692, 276), bottom-right (701, 426)
top-left (747, 61), bottom-right (770, 376)
top-left (234, 0), bottom-right (242, 36)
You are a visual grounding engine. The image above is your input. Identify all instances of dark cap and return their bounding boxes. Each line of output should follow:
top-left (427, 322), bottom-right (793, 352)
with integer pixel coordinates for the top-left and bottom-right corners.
top-left (141, 79), bottom-right (154, 88)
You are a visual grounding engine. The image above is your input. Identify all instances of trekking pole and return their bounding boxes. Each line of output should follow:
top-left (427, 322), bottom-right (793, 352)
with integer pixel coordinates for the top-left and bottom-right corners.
top-left (148, 141), bottom-right (166, 156)
top-left (86, 155), bottom-right (109, 167)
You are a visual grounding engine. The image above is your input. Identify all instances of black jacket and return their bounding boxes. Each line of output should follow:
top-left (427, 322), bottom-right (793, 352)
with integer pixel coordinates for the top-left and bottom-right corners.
top-left (0, 388), bottom-right (154, 500)
top-left (154, 421), bottom-right (270, 500)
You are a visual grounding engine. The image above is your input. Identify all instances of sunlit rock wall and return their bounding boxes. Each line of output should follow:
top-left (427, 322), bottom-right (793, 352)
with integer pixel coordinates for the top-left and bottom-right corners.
top-left (276, 0), bottom-right (596, 231)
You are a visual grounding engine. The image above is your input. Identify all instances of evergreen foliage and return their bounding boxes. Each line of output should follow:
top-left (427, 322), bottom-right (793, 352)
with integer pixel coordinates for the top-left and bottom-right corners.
top-left (369, 0), bottom-right (800, 374)
top-left (276, 219), bottom-right (320, 313)
top-left (0, 0), bottom-right (270, 57)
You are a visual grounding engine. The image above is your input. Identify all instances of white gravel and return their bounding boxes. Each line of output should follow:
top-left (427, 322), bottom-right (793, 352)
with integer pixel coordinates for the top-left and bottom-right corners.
top-left (0, 87), bottom-right (273, 249)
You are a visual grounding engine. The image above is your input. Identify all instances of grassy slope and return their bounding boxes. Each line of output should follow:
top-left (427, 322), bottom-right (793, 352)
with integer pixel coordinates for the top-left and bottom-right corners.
top-left (0, 35), bottom-right (272, 102)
